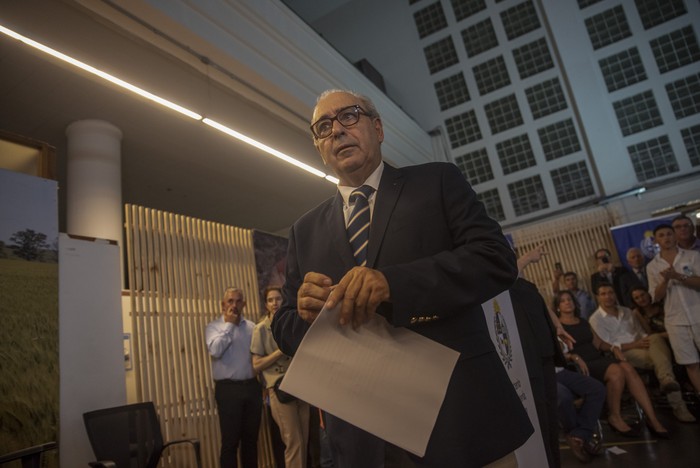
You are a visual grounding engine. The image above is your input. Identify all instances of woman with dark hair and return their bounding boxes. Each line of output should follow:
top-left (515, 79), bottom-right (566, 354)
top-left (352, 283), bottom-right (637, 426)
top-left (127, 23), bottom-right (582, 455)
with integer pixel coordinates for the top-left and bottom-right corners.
top-left (630, 286), bottom-right (667, 338)
top-left (553, 290), bottom-right (669, 438)
top-left (251, 286), bottom-right (310, 468)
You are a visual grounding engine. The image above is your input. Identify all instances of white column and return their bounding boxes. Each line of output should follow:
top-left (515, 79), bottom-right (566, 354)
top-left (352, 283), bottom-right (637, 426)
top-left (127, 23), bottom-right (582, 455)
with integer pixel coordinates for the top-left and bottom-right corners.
top-left (65, 119), bottom-right (124, 271)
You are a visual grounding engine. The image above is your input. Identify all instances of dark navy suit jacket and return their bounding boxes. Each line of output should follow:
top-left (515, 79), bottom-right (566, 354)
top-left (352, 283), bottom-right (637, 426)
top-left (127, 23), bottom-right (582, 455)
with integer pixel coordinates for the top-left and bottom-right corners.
top-left (272, 162), bottom-right (533, 467)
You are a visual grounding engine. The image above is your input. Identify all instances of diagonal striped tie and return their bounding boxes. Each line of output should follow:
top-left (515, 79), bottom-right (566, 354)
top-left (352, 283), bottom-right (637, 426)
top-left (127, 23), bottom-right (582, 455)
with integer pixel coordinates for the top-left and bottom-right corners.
top-left (347, 185), bottom-right (374, 266)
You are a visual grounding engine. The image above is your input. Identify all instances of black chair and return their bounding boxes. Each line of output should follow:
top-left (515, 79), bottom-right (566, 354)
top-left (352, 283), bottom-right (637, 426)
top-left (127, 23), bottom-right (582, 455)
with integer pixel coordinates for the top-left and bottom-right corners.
top-left (0, 442), bottom-right (57, 468)
top-left (83, 402), bottom-right (201, 468)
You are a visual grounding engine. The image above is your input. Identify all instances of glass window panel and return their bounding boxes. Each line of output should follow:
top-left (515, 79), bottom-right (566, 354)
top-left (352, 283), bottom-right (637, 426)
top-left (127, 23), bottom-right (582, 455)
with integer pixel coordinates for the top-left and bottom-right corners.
top-left (424, 36), bottom-right (460, 74)
top-left (613, 90), bottom-right (663, 136)
top-left (585, 5), bottom-right (632, 50)
top-left (445, 110), bottom-right (483, 148)
top-left (513, 38), bottom-right (554, 79)
top-left (461, 18), bottom-right (499, 57)
top-left (434, 73), bottom-right (471, 110)
top-left (599, 47), bottom-right (647, 92)
top-left (455, 147), bottom-right (494, 185)
top-left (627, 135), bottom-right (679, 181)
top-left (551, 161), bottom-right (595, 203)
top-left (414, 2), bottom-right (448, 39)
top-left (496, 134), bottom-right (536, 175)
top-left (508, 175), bottom-right (549, 216)
top-left (473, 55), bottom-right (511, 95)
top-left (501, 1), bottom-right (541, 41)
top-left (485, 94), bottom-right (524, 134)
top-left (538, 119), bottom-right (582, 161)
top-left (526, 78), bottom-right (568, 119)
top-left (651, 26), bottom-right (700, 74)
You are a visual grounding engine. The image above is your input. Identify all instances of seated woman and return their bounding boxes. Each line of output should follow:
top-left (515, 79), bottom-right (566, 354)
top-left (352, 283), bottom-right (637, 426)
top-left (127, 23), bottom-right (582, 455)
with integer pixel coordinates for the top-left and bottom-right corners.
top-left (553, 290), bottom-right (669, 438)
top-left (630, 286), bottom-right (697, 423)
top-left (630, 286), bottom-right (667, 339)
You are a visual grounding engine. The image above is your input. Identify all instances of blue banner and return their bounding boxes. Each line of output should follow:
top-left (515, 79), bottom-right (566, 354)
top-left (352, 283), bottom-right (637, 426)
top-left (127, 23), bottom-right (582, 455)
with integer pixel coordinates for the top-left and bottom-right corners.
top-left (610, 215), bottom-right (678, 268)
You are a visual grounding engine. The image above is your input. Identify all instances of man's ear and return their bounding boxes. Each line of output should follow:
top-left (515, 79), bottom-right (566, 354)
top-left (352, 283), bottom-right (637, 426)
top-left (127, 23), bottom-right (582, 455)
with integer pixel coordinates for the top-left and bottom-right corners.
top-left (314, 140), bottom-right (328, 165)
top-left (374, 117), bottom-right (384, 143)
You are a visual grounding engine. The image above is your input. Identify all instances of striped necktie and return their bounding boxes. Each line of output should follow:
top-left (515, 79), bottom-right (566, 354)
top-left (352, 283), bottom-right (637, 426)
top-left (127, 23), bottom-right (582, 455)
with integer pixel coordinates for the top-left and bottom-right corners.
top-left (347, 185), bottom-right (374, 266)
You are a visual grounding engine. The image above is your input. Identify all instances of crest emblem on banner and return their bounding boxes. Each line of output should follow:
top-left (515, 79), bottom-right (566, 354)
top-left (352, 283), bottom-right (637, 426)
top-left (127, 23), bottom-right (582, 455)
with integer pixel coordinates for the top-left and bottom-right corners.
top-left (492, 299), bottom-right (513, 368)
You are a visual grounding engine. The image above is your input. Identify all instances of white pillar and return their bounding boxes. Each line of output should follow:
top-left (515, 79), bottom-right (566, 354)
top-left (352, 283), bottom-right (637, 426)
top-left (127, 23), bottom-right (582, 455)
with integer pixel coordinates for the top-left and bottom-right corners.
top-left (65, 119), bottom-right (124, 276)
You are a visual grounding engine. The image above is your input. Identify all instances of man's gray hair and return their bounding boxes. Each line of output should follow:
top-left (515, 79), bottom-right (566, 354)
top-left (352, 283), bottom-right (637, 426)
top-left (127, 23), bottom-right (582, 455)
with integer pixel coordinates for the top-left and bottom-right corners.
top-left (316, 89), bottom-right (380, 118)
top-left (223, 287), bottom-right (245, 300)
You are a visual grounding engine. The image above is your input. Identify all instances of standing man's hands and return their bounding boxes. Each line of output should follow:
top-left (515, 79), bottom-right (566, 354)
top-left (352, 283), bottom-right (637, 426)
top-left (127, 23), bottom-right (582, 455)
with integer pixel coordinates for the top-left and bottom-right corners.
top-left (326, 267), bottom-right (390, 329)
top-left (297, 272), bottom-right (333, 323)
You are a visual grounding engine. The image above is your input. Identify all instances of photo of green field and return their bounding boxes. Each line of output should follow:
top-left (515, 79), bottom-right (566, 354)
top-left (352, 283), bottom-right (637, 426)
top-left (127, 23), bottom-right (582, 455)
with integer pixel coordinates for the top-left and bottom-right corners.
top-left (0, 258), bottom-right (58, 467)
top-left (1, 169), bottom-right (59, 466)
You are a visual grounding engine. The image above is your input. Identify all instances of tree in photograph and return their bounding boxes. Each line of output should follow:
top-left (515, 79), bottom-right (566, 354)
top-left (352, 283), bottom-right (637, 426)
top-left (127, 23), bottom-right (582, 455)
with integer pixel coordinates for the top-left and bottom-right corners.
top-left (9, 229), bottom-right (49, 261)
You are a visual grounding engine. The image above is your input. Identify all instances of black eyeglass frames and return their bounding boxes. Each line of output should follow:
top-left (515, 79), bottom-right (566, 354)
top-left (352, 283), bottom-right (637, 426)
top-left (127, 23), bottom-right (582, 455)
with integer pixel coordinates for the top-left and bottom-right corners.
top-left (310, 105), bottom-right (369, 139)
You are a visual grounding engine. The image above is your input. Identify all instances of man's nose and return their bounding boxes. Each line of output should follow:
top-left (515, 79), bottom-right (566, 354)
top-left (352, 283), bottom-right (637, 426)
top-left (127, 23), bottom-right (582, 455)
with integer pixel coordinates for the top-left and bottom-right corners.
top-left (330, 118), bottom-right (346, 136)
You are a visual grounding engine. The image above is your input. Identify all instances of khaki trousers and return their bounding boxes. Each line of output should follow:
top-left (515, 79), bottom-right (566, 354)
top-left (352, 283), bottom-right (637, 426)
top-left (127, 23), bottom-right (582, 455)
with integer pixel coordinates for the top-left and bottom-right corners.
top-left (623, 333), bottom-right (675, 383)
top-left (269, 388), bottom-right (311, 468)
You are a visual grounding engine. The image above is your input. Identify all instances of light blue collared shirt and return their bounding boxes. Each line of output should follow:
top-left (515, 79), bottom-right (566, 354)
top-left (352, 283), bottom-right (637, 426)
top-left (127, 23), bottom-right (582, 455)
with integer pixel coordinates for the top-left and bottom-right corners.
top-left (205, 316), bottom-right (255, 381)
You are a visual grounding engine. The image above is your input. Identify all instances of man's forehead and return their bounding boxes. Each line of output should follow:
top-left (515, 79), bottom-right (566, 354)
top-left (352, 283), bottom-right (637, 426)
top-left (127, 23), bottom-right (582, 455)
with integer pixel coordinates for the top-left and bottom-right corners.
top-left (313, 93), bottom-right (358, 119)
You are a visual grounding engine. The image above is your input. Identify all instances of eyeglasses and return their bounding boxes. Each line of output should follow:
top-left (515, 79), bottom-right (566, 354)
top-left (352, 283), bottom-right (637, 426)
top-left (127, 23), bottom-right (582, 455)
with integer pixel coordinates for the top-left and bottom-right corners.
top-left (310, 105), bottom-right (369, 139)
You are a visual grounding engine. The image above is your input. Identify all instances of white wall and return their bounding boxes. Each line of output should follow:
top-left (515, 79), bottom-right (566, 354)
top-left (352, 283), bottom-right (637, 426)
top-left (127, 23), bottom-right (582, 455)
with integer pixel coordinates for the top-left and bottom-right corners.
top-left (59, 234), bottom-right (126, 467)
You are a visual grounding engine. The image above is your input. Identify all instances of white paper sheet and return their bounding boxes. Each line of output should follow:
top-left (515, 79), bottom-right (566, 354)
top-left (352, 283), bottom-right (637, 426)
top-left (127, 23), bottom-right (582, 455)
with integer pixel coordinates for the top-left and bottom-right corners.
top-left (280, 304), bottom-right (459, 456)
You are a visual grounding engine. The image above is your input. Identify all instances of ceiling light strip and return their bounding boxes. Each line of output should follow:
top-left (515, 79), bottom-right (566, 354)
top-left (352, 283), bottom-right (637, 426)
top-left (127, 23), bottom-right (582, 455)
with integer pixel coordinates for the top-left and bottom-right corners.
top-left (202, 118), bottom-right (325, 178)
top-left (0, 24), bottom-right (336, 183)
top-left (0, 25), bottom-right (201, 121)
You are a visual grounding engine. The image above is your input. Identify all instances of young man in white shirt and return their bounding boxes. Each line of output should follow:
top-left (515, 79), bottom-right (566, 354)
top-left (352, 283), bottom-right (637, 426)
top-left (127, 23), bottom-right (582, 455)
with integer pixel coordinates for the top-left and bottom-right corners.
top-left (647, 224), bottom-right (700, 399)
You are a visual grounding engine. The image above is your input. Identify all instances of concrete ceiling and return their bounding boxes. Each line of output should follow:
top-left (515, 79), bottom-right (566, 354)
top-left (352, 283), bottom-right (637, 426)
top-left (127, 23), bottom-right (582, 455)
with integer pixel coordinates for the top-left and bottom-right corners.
top-left (0, 2), bottom-right (336, 236)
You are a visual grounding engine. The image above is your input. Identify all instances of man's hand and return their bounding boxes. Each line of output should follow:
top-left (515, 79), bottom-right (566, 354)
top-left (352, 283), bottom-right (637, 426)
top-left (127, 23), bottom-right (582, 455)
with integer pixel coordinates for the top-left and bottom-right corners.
top-left (297, 272), bottom-right (333, 323)
top-left (634, 337), bottom-right (650, 349)
top-left (223, 305), bottom-right (240, 324)
top-left (326, 267), bottom-right (390, 329)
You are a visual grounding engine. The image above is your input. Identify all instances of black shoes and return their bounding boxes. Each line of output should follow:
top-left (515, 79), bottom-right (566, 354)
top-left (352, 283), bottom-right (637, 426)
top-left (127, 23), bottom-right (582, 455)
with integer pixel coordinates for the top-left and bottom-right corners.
top-left (645, 419), bottom-right (671, 439)
top-left (566, 434), bottom-right (592, 463)
top-left (608, 419), bottom-right (640, 437)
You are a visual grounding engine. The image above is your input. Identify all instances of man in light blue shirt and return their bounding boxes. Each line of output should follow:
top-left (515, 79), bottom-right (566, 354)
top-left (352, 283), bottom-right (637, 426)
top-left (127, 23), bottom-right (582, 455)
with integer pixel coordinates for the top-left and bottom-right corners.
top-left (206, 287), bottom-right (261, 468)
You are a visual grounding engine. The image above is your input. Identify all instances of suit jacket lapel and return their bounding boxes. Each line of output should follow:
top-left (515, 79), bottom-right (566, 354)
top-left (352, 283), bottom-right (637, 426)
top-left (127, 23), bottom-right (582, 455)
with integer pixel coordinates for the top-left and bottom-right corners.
top-left (367, 165), bottom-right (403, 267)
top-left (327, 192), bottom-right (356, 269)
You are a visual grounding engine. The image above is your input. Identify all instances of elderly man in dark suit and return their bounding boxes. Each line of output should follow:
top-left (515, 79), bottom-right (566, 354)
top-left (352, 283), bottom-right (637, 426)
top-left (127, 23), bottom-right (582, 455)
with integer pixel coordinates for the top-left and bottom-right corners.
top-left (272, 90), bottom-right (532, 468)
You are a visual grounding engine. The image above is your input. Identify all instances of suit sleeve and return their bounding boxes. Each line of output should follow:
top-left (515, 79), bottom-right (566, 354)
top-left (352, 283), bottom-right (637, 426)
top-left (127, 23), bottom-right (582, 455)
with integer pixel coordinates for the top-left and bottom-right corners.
top-left (271, 225), bottom-right (310, 356)
top-left (378, 163), bottom-right (518, 327)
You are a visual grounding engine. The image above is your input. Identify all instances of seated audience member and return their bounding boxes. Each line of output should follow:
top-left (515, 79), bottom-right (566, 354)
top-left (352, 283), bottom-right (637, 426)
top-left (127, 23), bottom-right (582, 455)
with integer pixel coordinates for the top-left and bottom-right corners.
top-left (553, 289), bottom-right (669, 439)
top-left (590, 248), bottom-right (629, 305)
top-left (556, 354), bottom-right (606, 463)
top-left (630, 286), bottom-right (666, 338)
top-left (647, 223), bottom-right (700, 399)
top-left (552, 270), bottom-right (597, 320)
top-left (251, 286), bottom-right (310, 468)
top-left (589, 284), bottom-right (695, 423)
top-left (618, 247), bottom-right (648, 308)
top-left (672, 214), bottom-right (700, 251)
